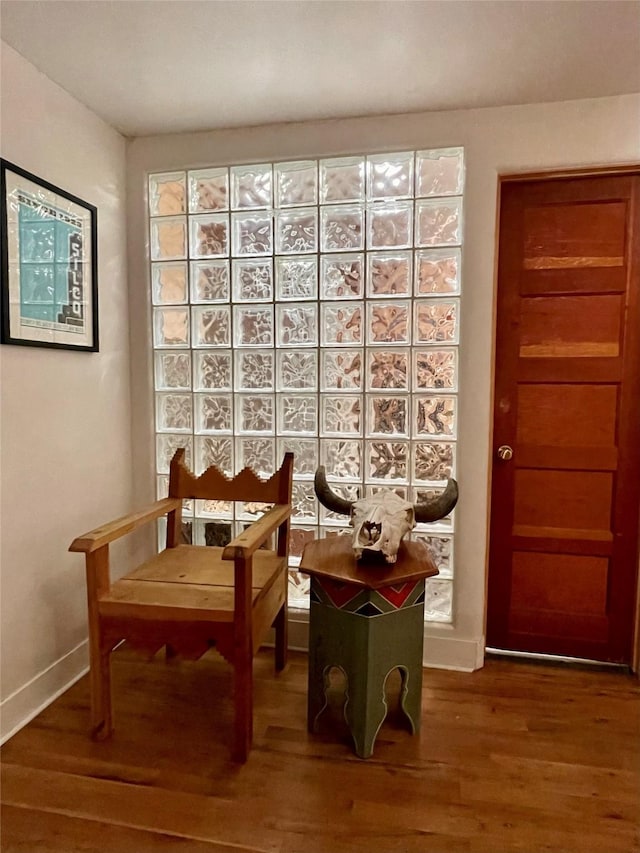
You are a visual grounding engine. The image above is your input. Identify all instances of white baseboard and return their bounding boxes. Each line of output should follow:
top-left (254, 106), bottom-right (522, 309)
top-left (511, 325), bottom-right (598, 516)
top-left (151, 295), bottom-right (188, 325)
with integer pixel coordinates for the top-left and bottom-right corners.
top-left (288, 611), bottom-right (310, 652)
top-left (1, 640), bottom-right (89, 745)
top-left (288, 609), bottom-right (484, 672)
top-left (422, 632), bottom-right (485, 672)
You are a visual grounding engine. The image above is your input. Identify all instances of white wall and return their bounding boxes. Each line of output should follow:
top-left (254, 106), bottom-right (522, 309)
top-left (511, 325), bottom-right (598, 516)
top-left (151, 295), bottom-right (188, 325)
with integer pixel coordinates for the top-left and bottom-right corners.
top-left (127, 94), bottom-right (640, 671)
top-left (0, 42), bottom-right (132, 740)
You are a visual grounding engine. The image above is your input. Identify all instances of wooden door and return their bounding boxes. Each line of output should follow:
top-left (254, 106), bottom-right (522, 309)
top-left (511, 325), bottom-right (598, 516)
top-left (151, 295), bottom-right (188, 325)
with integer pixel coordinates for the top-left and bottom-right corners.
top-left (487, 173), bottom-right (640, 663)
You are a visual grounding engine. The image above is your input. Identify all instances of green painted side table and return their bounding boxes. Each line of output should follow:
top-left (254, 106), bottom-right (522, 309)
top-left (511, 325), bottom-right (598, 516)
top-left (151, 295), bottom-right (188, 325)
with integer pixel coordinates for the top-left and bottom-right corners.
top-left (300, 536), bottom-right (438, 759)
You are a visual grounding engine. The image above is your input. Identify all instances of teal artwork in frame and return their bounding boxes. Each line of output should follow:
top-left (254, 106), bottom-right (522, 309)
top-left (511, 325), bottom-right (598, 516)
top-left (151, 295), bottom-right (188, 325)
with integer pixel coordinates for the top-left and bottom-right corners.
top-left (1, 159), bottom-right (98, 351)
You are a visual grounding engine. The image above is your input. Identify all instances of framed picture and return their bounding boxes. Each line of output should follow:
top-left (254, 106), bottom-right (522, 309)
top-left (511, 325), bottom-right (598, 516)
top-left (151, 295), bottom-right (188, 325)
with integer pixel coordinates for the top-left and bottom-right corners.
top-left (1, 159), bottom-right (98, 351)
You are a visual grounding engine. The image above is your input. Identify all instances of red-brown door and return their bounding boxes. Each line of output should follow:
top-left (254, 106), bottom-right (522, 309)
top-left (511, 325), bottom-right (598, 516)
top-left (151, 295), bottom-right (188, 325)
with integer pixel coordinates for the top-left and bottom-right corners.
top-left (487, 173), bottom-right (640, 663)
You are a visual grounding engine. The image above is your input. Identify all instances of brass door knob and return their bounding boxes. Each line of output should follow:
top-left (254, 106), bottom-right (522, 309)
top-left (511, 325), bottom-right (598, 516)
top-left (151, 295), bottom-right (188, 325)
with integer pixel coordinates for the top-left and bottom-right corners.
top-left (497, 445), bottom-right (513, 461)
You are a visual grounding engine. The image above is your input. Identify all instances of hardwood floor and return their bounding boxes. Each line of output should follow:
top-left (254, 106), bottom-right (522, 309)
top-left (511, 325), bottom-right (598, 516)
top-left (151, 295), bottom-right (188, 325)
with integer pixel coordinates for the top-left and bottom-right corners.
top-left (1, 647), bottom-right (638, 852)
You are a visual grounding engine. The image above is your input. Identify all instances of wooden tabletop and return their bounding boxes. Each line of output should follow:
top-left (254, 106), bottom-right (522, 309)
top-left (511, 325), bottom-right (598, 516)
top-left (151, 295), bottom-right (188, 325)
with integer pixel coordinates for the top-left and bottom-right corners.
top-left (299, 536), bottom-right (438, 589)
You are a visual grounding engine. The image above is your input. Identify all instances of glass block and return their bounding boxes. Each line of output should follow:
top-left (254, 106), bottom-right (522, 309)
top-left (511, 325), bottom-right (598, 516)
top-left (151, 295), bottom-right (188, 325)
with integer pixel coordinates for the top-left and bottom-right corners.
top-left (153, 307), bottom-right (189, 348)
top-left (236, 394), bottom-right (274, 434)
top-left (195, 393), bottom-right (233, 434)
top-left (413, 348), bottom-right (457, 391)
top-left (155, 351), bottom-right (191, 391)
top-left (412, 485), bottom-right (455, 531)
top-left (197, 496), bottom-right (233, 518)
top-left (367, 348), bottom-right (409, 391)
top-left (190, 519), bottom-right (209, 546)
top-left (190, 260), bottom-right (230, 303)
top-left (157, 517), bottom-right (167, 551)
top-left (320, 157), bottom-right (365, 203)
top-left (202, 520), bottom-right (234, 547)
top-left (321, 526), bottom-right (355, 539)
top-left (276, 208), bottom-right (317, 254)
top-left (367, 441), bottom-right (408, 481)
top-left (368, 202), bottom-right (412, 250)
top-left (416, 148), bottom-right (464, 197)
top-left (319, 483), bottom-right (361, 524)
top-left (275, 256), bottom-right (317, 301)
top-left (231, 164), bottom-right (272, 209)
top-left (277, 437), bottom-right (318, 478)
top-left (414, 396), bottom-right (456, 438)
top-left (320, 253), bottom-right (364, 299)
top-left (189, 213), bottom-right (229, 258)
top-left (149, 172), bottom-right (186, 216)
top-left (179, 520), bottom-right (194, 545)
top-left (367, 300), bottom-right (410, 345)
top-left (276, 304), bottom-right (318, 347)
top-left (239, 501), bottom-right (272, 520)
top-left (157, 475), bottom-right (169, 499)
top-left (289, 527), bottom-right (318, 562)
top-left (320, 439), bottom-right (362, 481)
top-left (366, 251), bottom-right (411, 297)
top-left (367, 152), bottom-right (414, 199)
top-left (156, 434), bottom-right (192, 475)
top-left (235, 349), bottom-right (274, 391)
top-left (321, 302), bottom-right (363, 346)
top-left (232, 212), bottom-right (273, 256)
top-left (195, 435), bottom-right (233, 476)
top-left (413, 442), bottom-right (455, 482)
top-left (151, 262), bottom-right (188, 304)
top-left (320, 204), bottom-right (364, 252)
top-left (156, 393), bottom-right (192, 433)
top-left (321, 349), bottom-right (362, 391)
top-left (424, 578), bottom-right (453, 622)
top-left (292, 482), bottom-right (318, 522)
top-left (192, 305), bottom-right (231, 347)
top-left (150, 217), bottom-right (186, 260)
top-left (276, 351), bottom-right (318, 391)
top-left (194, 351), bottom-right (232, 391)
top-left (232, 258), bottom-right (273, 301)
top-left (414, 299), bottom-right (459, 345)
top-left (415, 198), bottom-right (463, 247)
top-left (412, 533), bottom-right (453, 578)
top-left (278, 395), bottom-right (318, 435)
top-left (289, 567), bottom-right (312, 605)
top-left (275, 161), bottom-right (318, 207)
top-left (366, 484), bottom-right (408, 500)
top-left (367, 395), bottom-right (409, 437)
top-left (321, 395), bottom-right (362, 436)
top-left (233, 305), bottom-right (274, 347)
top-left (415, 249), bottom-right (461, 295)
top-left (236, 437), bottom-right (276, 478)
top-left (188, 167), bottom-right (228, 212)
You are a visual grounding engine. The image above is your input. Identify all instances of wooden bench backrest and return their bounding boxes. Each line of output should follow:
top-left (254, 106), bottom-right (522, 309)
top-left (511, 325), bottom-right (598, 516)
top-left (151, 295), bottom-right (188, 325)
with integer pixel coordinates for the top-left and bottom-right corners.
top-left (168, 449), bottom-right (294, 505)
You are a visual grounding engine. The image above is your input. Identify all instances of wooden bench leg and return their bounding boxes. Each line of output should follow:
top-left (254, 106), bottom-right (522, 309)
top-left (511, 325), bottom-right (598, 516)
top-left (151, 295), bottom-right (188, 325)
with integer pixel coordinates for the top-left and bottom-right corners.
top-left (233, 656), bottom-right (253, 763)
top-left (274, 601), bottom-right (288, 672)
top-left (90, 641), bottom-right (113, 740)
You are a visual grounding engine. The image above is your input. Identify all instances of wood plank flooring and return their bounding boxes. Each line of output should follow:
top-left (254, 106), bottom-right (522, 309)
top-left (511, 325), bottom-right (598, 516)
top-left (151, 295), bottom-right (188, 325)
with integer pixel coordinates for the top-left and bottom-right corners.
top-left (1, 648), bottom-right (638, 852)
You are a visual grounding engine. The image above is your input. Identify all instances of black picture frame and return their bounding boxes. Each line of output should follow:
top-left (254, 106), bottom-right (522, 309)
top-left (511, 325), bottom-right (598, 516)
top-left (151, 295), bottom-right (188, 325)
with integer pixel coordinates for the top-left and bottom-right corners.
top-left (0, 159), bottom-right (98, 352)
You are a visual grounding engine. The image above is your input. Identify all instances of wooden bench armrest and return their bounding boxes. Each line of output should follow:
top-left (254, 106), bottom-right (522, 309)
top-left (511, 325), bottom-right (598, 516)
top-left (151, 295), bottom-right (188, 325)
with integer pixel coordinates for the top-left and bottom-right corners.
top-left (69, 497), bottom-right (181, 554)
top-left (222, 504), bottom-right (291, 560)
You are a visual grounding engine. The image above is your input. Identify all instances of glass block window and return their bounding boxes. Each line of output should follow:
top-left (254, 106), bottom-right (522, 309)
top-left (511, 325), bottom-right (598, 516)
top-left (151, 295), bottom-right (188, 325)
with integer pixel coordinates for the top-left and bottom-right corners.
top-left (148, 148), bottom-right (464, 622)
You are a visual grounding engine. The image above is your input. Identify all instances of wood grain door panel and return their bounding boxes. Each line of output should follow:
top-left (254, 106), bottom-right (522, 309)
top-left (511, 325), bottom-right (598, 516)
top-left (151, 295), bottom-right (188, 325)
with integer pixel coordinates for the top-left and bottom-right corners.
top-left (487, 173), bottom-right (640, 662)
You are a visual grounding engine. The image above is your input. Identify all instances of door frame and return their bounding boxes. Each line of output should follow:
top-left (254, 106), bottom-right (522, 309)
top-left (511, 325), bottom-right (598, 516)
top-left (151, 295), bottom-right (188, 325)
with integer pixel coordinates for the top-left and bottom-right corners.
top-left (486, 163), bottom-right (640, 668)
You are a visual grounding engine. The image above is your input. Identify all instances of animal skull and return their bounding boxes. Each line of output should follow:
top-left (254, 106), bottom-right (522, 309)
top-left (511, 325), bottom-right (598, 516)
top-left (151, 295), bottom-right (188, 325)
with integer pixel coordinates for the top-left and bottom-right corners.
top-left (314, 466), bottom-right (459, 564)
top-left (351, 491), bottom-right (415, 563)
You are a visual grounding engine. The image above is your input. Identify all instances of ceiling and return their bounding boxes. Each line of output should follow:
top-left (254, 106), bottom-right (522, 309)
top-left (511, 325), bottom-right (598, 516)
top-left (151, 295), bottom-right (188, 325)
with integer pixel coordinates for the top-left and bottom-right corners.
top-left (1, 0), bottom-right (639, 138)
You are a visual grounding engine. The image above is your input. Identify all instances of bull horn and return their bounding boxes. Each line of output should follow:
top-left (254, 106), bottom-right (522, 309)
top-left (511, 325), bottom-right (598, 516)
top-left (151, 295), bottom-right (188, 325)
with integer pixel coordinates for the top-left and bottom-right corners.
top-left (313, 466), bottom-right (354, 516)
top-left (414, 478), bottom-right (459, 524)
